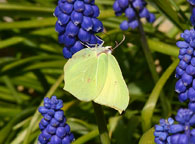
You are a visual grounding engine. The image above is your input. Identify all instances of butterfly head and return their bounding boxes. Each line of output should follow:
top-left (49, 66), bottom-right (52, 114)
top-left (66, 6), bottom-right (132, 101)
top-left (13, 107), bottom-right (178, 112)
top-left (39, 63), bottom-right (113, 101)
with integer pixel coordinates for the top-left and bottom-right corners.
top-left (104, 46), bottom-right (112, 54)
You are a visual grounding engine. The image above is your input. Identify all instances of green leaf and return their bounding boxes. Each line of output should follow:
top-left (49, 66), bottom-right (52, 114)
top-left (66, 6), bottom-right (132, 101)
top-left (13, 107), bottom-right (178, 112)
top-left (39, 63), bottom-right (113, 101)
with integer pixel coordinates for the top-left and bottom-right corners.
top-left (0, 108), bottom-right (35, 143)
top-left (148, 39), bottom-right (179, 57)
top-left (141, 59), bottom-right (179, 131)
top-left (148, 0), bottom-right (189, 31)
top-left (73, 129), bottom-right (99, 144)
top-left (2, 76), bottom-right (22, 104)
top-left (10, 129), bottom-right (27, 144)
top-left (139, 127), bottom-right (155, 144)
top-left (0, 37), bottom-right (25, 49)
top-left (68, 118), bottom-right (97, 133)
top-left (23, 60), bottom-right (66, 71)
top-left (0, 3), bottom-right (53, 17)
top-left (0, 107), bottom-right (21, 117)
top-left (1, 55), bottom-right (63, 73)
top-left (0, 17), bottom-right (56, 30)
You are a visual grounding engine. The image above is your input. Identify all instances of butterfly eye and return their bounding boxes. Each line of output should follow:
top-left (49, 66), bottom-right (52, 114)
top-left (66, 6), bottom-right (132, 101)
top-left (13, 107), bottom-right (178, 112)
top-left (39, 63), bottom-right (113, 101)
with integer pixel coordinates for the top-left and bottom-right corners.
top-left (108, 47), bottom-right (113, 51)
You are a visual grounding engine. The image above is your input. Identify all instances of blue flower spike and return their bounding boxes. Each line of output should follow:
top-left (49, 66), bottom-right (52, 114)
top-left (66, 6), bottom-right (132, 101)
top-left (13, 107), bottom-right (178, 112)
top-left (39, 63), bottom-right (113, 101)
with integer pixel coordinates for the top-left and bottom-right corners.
top-left (113, 0), bottom-right (155, 30)
top-left (188, 0), bottom-right (195, 5)
top-left (154, 109), bottom-right (195, 144)
top-left (154, 118), bottom-right (174, 144)
top-left (154, 1), bottom-right (195, 142)
top-left (54, 0), bottom-right (103, 59)
top-left (38, 96), bottom-right (74, 144)
top-left (175, 29), bottom-right (195, 108)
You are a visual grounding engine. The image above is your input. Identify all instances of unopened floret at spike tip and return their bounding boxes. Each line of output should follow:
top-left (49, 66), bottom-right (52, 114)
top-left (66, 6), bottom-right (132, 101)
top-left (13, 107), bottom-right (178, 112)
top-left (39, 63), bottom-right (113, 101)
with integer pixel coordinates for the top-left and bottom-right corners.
top-left (54, 0), bottom-right (104, 59)
top-left (154, 108), bottom-right (195, 144)
top-left (38, 96), bottom-right (74, 144)
top-left (113, 0), bottom-right (155, 30)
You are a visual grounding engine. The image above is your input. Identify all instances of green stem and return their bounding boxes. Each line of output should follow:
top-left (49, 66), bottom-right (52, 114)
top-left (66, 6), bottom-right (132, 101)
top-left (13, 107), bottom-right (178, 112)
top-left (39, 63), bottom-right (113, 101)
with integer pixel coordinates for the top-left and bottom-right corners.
top-left (92, 102), bottom-right (111, 144)
top-left (134, 10), bottom-right (170, 119)
top-left (136, 18), bottom-right (158, 82)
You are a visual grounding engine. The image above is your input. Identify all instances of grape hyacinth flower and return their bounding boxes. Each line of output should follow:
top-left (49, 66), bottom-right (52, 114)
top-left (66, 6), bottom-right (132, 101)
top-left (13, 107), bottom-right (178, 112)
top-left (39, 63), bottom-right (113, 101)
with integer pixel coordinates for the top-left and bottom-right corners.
top-left (154, 108), bottom-right (195, 144)
top-left (54, 0), bottom-right (104, 59)
top-left (188, 0), bottom-right (195, 5)
top-left (187, 0), bottom-right (195, 26)
top-left (113, 0), bottom-right (155, 30)
top-left (38, 96), bottom-right (74, 144)
top-left (154, 118), bottom-right (174, 144)
top-left (174, 29), bottom-right (195, 111)
top-left (191, 8), bottom-right (195, 26)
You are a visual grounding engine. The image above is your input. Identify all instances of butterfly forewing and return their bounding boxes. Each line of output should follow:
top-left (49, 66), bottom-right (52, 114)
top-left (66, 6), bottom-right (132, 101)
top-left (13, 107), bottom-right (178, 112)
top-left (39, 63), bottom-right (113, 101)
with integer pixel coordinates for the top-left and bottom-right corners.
top-left (64, 48), bottom-right (108, 101)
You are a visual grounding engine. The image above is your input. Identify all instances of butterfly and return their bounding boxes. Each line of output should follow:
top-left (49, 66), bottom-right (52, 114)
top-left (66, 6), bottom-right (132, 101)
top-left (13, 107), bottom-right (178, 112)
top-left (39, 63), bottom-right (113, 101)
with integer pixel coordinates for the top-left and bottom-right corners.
top-left (63, 41), bottom-right (129, 114)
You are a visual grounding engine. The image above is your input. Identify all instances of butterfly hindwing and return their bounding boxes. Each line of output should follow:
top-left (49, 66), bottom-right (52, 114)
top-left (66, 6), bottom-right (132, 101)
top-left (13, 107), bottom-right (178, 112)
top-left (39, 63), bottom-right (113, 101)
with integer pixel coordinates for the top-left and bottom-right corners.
top-left (94, 54), bottom-right (129, 113)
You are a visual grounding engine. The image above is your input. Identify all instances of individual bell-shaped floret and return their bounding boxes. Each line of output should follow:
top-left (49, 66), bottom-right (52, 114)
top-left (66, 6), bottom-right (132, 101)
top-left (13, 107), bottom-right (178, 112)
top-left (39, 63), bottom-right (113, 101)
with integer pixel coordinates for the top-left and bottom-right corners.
top-left (59, 2), bottom-right (74, 14)
top-left (71, 11), bottom-right (83, 25)
top-left (120, 20), bottom-right (129, 31)
top-left (83, 4), bottom-right (94, 16)
top-left (81, 16), bottom-right (93, 31)
top-left (78, 28), bottom-right (91, 42)
top-left (66, 21), bottom-right (79, 37)
top-left (74, 1), bottom-right (85, 12)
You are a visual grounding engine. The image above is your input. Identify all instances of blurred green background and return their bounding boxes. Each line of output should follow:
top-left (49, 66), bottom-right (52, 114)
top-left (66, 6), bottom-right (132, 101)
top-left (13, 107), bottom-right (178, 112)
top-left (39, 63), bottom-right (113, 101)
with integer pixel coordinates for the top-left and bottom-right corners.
top-left (0, 0), bottom-right (191, 143)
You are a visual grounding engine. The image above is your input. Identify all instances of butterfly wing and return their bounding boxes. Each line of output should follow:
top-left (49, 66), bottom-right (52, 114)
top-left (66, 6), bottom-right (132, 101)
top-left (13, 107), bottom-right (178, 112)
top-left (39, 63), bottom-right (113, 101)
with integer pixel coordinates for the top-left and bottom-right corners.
top-left (94, 54), bottom-right (130, 114)
top-left (64, 48), bottom-right (108, 101)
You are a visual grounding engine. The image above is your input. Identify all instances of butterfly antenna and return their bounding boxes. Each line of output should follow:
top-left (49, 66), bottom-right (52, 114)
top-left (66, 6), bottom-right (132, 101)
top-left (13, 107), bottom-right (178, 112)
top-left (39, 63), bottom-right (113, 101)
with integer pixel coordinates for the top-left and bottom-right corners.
top-left (95, 36), bottom-right (104, 47)
top-left (112, 35), bottom-right (125, 50)
top-left (86, 42), bottom-right (97, 48)
top-left (80, 41), bottom-right (91, 48)
top-left (115, 41), bottom-right (118, 46)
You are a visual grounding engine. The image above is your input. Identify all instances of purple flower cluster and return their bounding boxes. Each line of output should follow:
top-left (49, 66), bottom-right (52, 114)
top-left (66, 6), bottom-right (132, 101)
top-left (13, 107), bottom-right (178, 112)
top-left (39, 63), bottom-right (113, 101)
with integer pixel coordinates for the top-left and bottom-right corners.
top-left (113, 0), bottom-right (155, 30)
top-left (154, 3), bottom-right (195, 141)
top-left (154, 29), bottom-right (195, 144)
top-left (154, 108), bottom-right (195, 144)
top-left (54, 0), bottom-right (103, 59)
top-left (175, 29), bottom-right (195, 111)
top-left (38, 96), bottom-right (74, 144)
top-left (187, 0), bottom-right (195, 26)
top-left (154, 118), bottom-right (174, 144)
top-left (188, 0), bottom-right (195, 5)
top-left (191, 8), bottom-right (195, 26)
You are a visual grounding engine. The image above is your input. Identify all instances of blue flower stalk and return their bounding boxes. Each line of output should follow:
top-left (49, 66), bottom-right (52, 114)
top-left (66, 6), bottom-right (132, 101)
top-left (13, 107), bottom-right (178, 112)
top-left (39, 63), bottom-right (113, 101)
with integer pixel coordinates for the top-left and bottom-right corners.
top-left (188, 0), bottom-right (195, 26)
top-left (54, 0), bottom-right (103, 59)
top-left (188, 0), bottom-right (195, 6)
top-left (38, 96), bottom-right (74, 144)
top-left (154, 1), bottom-right (195, 143)
top-left (154, 28), bottom-right (195, 144)
top-left (154, 108), bottom-right (195, 144)
top-left (175, 29), bottom-right (195, 111)
top-left (113, 0), bottom-right (155, 30)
